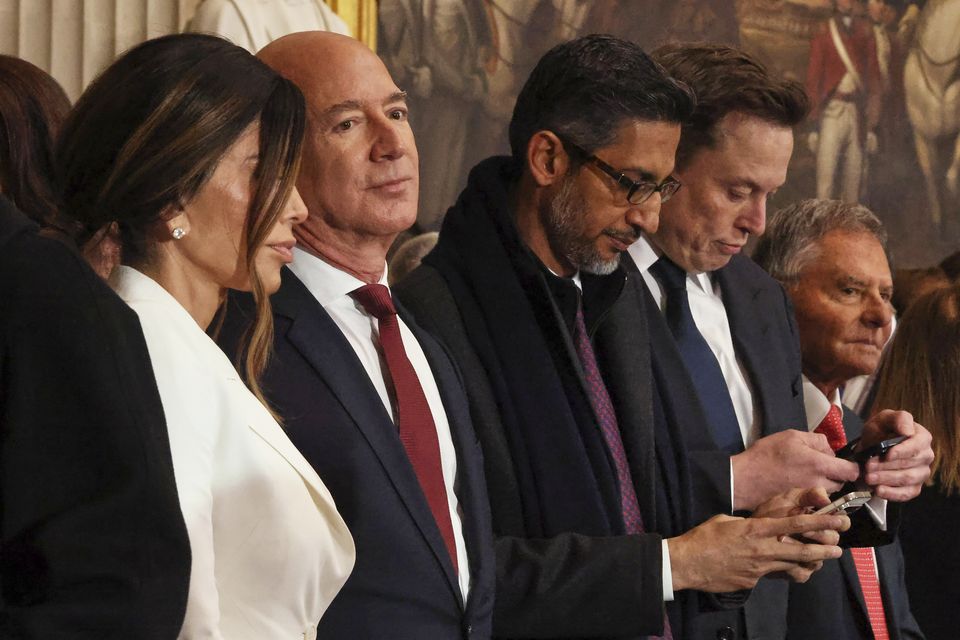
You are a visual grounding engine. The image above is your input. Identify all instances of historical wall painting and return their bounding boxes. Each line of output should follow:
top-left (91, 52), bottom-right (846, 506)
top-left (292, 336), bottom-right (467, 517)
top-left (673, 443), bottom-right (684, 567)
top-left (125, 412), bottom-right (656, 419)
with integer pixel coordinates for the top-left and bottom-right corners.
top-left (378, 0), bottom-right (960, 267)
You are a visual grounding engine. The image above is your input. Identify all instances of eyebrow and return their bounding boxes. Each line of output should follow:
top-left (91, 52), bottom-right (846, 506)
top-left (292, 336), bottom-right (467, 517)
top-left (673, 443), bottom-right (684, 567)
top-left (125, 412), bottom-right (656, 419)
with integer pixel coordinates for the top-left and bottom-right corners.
top-left (319, 91), bottom-right (409, 126)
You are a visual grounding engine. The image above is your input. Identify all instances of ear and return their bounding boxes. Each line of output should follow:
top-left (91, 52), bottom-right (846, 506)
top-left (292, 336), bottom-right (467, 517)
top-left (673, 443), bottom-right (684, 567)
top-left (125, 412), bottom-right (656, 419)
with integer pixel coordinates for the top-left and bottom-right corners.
top-left (526, 130), bottom-right (572, 188)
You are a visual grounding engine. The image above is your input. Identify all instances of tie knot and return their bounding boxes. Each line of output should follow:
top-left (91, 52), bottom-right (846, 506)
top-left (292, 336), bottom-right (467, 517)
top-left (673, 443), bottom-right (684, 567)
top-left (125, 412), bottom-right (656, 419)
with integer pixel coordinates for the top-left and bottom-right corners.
top-left (350, 283), bottom-right (397, 320)
top-left (650, 255), bottom-right (688, 291)
top-left (815, 404), bottom-right (847, 451)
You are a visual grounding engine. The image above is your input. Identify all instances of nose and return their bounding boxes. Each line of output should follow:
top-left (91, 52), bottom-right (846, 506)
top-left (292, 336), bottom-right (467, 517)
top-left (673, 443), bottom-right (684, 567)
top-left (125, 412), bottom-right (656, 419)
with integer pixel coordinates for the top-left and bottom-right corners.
top-left (739, 199), bottom-right (767, 236)
top-left (370, 114), bottom-right (408, 162)
top-left (284, 186), bottom-right (308, 225)
top-left (863, 291), bottom-right (893, 329)
top-left (626, 193), bottom-right (661, 235)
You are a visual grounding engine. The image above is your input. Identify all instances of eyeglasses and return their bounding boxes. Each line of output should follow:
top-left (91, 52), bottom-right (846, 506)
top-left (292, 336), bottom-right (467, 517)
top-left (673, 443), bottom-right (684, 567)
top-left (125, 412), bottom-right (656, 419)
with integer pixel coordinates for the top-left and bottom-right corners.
top-left (563, 140), bottom-right (682, 205)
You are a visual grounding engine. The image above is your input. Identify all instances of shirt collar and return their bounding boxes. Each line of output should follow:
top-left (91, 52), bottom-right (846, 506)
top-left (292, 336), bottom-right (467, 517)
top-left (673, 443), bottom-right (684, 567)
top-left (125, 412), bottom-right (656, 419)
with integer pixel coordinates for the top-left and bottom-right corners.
top-left (288, 246), bottom-right (389, 308)
top-left (802, 374), bottom-right (843, 432)
top-left (629, 234), bottom-right (714, 293)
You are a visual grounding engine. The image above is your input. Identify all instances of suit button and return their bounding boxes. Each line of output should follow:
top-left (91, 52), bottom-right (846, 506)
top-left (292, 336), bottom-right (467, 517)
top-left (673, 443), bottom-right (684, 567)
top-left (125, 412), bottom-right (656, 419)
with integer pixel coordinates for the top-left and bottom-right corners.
top-left (716, 626), bottom-right (736, 640)
top-left (465, 625), bottom-right (472, 636)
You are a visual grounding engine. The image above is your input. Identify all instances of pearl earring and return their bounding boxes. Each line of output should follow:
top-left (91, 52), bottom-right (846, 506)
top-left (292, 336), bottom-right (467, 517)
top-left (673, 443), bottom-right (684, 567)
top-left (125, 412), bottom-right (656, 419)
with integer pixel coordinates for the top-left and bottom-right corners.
top-left (171, 227), bottom-right (186, 240)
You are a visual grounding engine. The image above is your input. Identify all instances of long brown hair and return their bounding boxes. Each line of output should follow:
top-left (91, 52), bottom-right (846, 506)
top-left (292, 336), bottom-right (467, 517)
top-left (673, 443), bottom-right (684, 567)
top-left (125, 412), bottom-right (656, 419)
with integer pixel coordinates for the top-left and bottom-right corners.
top-left (872, 284), bottom-right (960, 493)
top-left (0, 55), bottom-right (70, 226)
top-left (56, 33), bottom-right (304, 411)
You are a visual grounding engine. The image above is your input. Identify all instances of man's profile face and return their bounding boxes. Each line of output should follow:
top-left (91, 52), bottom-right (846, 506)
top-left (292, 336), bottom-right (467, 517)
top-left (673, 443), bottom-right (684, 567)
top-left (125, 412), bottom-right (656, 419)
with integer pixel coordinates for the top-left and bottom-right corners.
top-left (545, 118), bottom-right (680, 275)
top-left (653, 112), bottom-right (793, 273)
top-left (789, 229), bottom-right (893, 391)
top-left (297, 46), bottom-right (419, 241)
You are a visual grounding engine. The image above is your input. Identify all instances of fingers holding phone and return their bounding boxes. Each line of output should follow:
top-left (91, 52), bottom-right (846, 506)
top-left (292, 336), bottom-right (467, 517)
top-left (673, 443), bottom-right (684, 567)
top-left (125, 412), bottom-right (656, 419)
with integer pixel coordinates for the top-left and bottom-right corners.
top-left (857, 410), bottom-right (934, 501)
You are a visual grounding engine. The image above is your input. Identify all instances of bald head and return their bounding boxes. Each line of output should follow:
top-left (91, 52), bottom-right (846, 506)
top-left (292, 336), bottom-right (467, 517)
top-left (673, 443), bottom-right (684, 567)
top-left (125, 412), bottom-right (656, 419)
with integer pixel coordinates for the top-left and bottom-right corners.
top-left (257, 31), bottom-right (419, 282)
top-left (259, 32), bottom-right (377, 103)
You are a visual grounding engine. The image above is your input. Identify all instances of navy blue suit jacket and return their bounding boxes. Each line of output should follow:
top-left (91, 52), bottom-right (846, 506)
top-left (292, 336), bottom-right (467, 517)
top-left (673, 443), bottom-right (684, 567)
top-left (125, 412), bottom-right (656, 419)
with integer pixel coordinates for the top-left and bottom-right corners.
top-left (219, 268), bottom-right (494, 640)
top-left (785, 407), bottom-right (923, 640)
top-left (629, 253), bottom-right (808, 640)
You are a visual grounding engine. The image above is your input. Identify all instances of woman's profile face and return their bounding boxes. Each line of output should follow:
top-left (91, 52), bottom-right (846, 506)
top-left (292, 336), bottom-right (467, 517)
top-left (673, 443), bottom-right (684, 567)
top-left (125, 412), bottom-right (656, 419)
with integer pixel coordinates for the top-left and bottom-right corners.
top-left (176, 123), bottom-right (307, 294)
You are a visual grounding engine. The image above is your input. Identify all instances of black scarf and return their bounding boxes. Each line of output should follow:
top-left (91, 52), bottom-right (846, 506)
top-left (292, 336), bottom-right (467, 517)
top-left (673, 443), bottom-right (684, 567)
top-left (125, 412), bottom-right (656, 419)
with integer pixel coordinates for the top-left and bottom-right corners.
top-left (423, 156), bottom-right (628, 538)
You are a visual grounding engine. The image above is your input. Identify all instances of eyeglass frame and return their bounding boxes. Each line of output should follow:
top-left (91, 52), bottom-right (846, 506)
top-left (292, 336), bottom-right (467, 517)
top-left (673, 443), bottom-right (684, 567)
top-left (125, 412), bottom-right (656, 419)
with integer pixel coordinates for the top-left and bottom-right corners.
top-left (560, 138), bottom-right (682, 205)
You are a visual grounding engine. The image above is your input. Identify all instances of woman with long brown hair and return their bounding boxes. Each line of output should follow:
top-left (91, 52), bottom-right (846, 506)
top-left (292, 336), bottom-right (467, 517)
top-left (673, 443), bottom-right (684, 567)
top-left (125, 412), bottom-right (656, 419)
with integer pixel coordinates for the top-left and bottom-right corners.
top-left (57, 33), bottom-right (354, 638)
top-left (0, 55), bottom-right (69, 226)
top-left (871, 283), bottom-right (960, 640)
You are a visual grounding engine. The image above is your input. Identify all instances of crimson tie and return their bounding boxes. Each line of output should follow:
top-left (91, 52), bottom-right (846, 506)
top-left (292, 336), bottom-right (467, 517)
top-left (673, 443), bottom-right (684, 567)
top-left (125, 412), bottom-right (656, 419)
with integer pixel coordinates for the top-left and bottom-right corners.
top-left (573, 303), bottom-right (673, 640)
top-left (815, 405), bottom-right (890, 640)
top-left (351, 283), bottom-right (458, 573)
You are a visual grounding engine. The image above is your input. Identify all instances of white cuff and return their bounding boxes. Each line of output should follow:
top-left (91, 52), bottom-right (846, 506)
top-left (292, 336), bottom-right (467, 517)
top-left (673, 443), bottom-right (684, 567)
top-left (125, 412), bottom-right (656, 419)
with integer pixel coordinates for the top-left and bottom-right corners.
top-left (729, 458), bottom-right (735, 513)
top-left (662, 539), bottom-right (674, 601)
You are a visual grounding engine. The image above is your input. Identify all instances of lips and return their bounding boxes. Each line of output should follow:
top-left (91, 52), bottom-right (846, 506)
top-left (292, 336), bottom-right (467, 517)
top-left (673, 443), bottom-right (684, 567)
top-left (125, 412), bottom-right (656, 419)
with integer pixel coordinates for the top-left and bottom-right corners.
top-left (604, 231), bottom-right (638, 252)
top-left (368, 176), bottom-right (413, 192)
top-left (718, 241), bottom-right (745, 255)
top-left (268, 239), bottom-right (296, 262)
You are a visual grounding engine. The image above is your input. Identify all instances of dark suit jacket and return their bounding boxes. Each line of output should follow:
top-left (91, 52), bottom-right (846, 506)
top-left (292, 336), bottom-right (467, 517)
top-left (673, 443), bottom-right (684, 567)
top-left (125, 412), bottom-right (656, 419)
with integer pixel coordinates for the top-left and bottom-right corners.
top-left (0, 198), bottom-right (190, 638)
top-left (786, 408), bottom-right (924, 640)
top-left (625, 253), bottom-right (806, 640)
top-left (218, 268), bottom-right (494, 640)
top-left (396, 264), bottom-right (668, 639)
top-left (899, 480), bottom-right (960, 640)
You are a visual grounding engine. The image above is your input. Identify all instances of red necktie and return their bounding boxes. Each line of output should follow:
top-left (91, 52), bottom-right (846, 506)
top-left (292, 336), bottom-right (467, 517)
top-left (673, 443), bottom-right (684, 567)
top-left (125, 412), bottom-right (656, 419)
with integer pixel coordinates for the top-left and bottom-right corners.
top-left (815, 405), bottom-right (890, 640)
top-left (351, 283), bottom-right (458, 573)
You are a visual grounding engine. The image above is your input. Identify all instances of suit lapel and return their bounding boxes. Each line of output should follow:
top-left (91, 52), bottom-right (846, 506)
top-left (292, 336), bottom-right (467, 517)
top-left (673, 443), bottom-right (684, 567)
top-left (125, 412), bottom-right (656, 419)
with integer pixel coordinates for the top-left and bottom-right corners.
top-left (246, 412), bottom-right (336, 509)
top-left (716, 262), bottom-right (794, 435)
top-left (272, 269), bottom-right (462, 602)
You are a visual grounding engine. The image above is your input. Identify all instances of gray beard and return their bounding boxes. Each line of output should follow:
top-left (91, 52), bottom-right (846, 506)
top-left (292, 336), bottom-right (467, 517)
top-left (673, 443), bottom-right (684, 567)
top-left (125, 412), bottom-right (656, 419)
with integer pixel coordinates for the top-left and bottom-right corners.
top-left (543, 176), bottom-right (621, 276)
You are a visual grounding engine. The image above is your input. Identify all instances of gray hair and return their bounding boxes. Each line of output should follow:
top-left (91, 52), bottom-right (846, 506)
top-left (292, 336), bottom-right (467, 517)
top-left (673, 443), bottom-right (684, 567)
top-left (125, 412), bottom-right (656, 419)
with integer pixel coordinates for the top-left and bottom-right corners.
top-left (753, 199), bottom-right (887, 286)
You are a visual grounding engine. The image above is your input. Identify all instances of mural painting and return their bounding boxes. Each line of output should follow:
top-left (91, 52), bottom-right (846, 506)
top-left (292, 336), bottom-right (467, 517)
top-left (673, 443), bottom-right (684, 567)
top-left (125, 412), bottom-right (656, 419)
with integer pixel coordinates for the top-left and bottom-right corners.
top-left (378, 0), bottom-right (960, 267)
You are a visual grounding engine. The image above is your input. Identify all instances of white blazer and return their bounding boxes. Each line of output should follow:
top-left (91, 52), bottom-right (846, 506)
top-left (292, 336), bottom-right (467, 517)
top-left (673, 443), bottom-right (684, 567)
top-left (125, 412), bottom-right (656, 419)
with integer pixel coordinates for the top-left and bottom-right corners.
top-left (112, 266), bottom-right (354, 640)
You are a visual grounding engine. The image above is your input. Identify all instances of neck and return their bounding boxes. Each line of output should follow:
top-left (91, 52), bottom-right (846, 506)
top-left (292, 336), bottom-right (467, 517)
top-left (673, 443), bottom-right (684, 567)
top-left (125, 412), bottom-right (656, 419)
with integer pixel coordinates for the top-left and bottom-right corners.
top-left (512, 176), bottom-right (575, 277)
top-left (296, 224), bottom-right (391, 284)
top-left (138, 252), bottom-right (223, 330)
top-left (807, 374), bottom-right (840, 401)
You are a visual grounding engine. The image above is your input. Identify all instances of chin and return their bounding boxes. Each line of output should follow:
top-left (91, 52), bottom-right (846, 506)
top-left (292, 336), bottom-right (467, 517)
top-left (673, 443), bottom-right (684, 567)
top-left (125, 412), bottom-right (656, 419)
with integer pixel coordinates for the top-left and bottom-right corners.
top-left (261, 271), bottom-right (283, 295)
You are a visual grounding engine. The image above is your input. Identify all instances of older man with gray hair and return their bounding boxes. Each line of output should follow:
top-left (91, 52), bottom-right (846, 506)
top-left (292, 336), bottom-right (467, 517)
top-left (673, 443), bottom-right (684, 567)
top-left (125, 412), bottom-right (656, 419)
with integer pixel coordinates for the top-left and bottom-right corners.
top-left (754, 198), bottom-right (928, 640)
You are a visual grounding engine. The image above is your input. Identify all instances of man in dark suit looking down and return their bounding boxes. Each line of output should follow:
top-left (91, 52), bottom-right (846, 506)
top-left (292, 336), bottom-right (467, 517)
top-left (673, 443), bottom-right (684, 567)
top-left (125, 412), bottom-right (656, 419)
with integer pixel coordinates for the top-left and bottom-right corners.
top-left (394, 35), bottom-right (851, 640)
top-left (627, 43), bottom-right (934, 639)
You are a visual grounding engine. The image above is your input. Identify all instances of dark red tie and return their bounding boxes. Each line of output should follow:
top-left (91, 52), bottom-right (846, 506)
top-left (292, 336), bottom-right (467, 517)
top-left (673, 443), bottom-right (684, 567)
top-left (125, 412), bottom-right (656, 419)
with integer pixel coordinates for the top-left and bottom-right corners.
top-left (351, 283), bottom-right (458, 572)
top-left (815, 405), bottom-right (890, 640)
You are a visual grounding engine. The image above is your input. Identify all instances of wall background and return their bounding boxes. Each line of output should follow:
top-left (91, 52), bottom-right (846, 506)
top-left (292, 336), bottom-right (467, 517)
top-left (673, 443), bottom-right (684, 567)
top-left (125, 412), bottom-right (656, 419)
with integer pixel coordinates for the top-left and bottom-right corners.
top-left (1, 0), bottom-right (955, 267)
top-left (379, 0), bottom-right (960, 269)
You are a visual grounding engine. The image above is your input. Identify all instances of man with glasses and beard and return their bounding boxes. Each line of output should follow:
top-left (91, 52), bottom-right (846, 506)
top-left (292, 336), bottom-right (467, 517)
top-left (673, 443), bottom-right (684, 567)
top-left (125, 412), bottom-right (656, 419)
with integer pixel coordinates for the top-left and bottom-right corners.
top-left (395, 34), bottom-right (851, 639)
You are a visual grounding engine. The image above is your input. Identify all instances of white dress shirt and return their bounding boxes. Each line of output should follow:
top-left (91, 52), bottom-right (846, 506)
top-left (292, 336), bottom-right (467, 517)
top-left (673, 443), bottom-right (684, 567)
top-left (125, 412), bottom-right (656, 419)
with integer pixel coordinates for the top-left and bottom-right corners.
top-left (113, 266), bottom-right (355, 640)
top-left (801, 376), bottom-right (887, 531)
top-left (289, 247), bottom-right (471, 599)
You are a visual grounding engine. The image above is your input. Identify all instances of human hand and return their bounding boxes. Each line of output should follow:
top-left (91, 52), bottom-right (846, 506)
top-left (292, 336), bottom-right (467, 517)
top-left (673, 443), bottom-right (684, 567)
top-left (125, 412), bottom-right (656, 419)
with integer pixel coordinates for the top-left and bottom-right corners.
top-left (732, 430), bottom-right (860, 511)
top-left (752, 487), bottom-right (842, 547)
top-left (860, 410), bottom-right (933, 501)
top-left (667, 509), bottom-right (848, 592)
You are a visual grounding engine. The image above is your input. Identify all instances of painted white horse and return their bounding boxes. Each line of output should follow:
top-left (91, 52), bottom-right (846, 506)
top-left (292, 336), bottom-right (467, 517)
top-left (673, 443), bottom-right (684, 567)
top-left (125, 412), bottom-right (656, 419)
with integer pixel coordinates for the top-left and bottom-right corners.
top-left (904, 0), bottom-right (960, 225)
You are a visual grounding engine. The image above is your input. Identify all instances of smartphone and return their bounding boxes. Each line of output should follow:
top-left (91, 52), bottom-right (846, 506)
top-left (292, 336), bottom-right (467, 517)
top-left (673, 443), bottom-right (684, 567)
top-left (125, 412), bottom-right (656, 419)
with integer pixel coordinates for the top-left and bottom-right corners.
top-left (813, 490), bottom-right (873, 515)
top-left (835, 435), bottom-right (908, 463)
